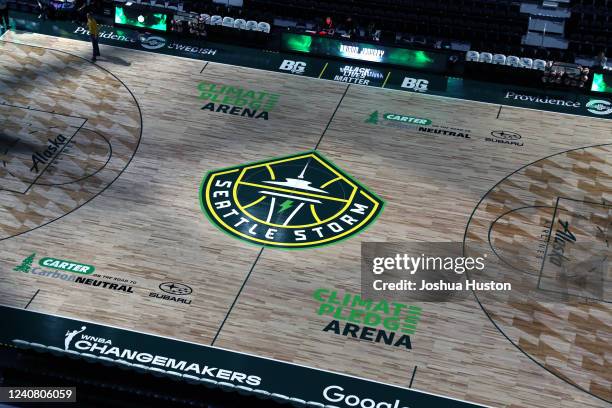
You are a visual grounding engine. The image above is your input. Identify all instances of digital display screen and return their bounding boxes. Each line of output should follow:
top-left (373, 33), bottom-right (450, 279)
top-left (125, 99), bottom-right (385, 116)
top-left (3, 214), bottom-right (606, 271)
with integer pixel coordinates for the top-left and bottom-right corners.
top-left (115, 5), bottom-right (168, 32)
top-left (318, 61), bottom-right (389, 87)
top-left (281, 33), bottom-right (447, 72)
top-left (591, 72), bottom-right (612, 94)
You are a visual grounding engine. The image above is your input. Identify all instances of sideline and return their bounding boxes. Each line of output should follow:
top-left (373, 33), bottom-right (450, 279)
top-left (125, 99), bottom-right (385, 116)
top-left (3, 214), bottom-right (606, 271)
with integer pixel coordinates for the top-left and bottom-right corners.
top-left (6, 11), bottom-right (611, 121)
top-left (2, 303), bottom-right (490, 408)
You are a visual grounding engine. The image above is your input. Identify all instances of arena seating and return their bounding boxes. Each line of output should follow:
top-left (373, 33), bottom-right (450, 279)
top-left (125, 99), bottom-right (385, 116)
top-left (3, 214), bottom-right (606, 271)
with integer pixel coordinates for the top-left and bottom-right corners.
top-left (468, 49), bottom-right (548, 70)
top-left (566, 0), bottom-right (611, 56)
top-left (243, 0), bottom-right (529, 53)
top-left (5, 0), bottom-right (605, 64)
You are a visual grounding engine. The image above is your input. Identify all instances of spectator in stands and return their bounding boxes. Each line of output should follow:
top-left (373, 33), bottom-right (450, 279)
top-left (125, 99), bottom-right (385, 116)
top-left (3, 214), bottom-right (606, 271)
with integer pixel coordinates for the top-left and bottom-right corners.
top-left (87, 13), bottom-right (100, 62)
top-left (36, 0), bottom-right (51, 20)
top-left (188, 20), bottom-right (196, 35)
top-left (0, 0), bottom-right (8, 30)
top-left (344, 16), bottom-right (357, 38)
top-left (321, 16), bottom-right (334, 34)
top-left (594, 51), bottom-right (607, 69)
top-left (188, 17), bottom-right (206, 37)
top-left (171, 18), bottom-right (181, 33)
top-left (196, 17), bottom-right (207, 37)
top-left (581, 67), bottom-right (589, 86)
top-left (366, 22), bottom-right (380, 41)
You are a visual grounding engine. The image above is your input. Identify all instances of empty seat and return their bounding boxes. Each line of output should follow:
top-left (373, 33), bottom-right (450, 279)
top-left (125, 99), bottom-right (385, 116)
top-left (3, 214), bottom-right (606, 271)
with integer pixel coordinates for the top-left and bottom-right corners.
top-left (222, 16), bottom-right (235, 27)
top-left (200, 14), bottom-right (211, 24)
top-left (479, 52), bottom-right (493, 63)
top-left (533, 59), bottom-right (547, 70)
top-left (210, 15), bottom-right (222, 25)
top-left (506, 55), bottom-right (521, 67)
top-left (234, 19), bottom-right (246, 29)
top-left (258, 22), bottom-right (271, 33)
top-left (520, 57), bottom-right (533, 68)
top-left (245, 20), bottom-right (258, 30)
top-left (466, 50), bottom-right (480, 62)
top-left (493, 53), bottom-right (507, 64)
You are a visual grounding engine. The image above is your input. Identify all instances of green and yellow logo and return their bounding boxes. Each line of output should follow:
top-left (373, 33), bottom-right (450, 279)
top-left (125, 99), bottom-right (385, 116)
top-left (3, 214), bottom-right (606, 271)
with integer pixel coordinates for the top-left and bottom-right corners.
top-left (13, 253), bottom-right (95, 274)
top-left (365, 111), bottom-right (380, 124)
top-left (39, 257), bottom-right (95, 274)
top-left (200, 151), bottom-right (384, 249)
top-left (198, 82), bottom-right (280, 120)
top-left (366, 111), bottom-right (431, 126)
top-left (313, 288), bottom-right (422, 349)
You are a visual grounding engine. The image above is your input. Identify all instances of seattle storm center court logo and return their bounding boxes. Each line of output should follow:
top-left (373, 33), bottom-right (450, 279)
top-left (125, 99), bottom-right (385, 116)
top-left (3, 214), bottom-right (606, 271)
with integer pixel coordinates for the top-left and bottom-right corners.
top-left (200, 152), bottom-right (384, 249)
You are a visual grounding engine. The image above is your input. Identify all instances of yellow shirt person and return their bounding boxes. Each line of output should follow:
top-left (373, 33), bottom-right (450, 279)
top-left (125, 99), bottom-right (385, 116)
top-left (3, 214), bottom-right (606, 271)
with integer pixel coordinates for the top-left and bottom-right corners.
top-left (87, 15), bottom-right (99, 37)
top-left (86, 13), bottom-right (100, 61)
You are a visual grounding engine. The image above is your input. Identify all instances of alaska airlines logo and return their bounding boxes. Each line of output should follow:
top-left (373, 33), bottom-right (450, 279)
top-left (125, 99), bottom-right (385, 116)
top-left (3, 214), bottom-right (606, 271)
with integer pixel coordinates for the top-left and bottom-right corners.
top-left (30, 134), bottom-right (67, 173)
top-left (200, 151), bottom-right (384, 248)
top-left (549, 219), bottom-right (576, 267)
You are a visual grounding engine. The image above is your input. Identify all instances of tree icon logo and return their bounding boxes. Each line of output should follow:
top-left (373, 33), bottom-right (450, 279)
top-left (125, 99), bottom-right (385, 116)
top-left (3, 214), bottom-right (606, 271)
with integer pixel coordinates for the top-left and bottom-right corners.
top-left (14, 253), bottom-right (36, 273)
top-left (365, 111), bottom-right (380, 124)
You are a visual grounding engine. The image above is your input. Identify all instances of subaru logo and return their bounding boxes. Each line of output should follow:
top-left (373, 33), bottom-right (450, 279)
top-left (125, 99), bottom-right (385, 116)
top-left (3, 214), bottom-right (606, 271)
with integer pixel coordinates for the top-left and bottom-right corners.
top-left (490, 131), bottom-right (521, 140)
top-left (159, 282), bottom-right (192, 295)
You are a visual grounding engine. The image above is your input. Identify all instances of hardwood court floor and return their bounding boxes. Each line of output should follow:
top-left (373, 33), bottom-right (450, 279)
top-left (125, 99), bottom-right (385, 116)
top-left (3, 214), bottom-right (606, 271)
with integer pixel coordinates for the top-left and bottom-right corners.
top-left (0, 32), bottom-right (610, 408)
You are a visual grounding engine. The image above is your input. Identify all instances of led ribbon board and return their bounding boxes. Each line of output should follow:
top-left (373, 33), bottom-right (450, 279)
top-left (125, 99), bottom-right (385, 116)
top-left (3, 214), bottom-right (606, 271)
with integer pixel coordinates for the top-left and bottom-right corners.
top-left (115, 5), bottom-right (168, 32)
top-left (591, 72), bottom-right (612, 94)
top-left (281, 33), bottom-right (447, 72)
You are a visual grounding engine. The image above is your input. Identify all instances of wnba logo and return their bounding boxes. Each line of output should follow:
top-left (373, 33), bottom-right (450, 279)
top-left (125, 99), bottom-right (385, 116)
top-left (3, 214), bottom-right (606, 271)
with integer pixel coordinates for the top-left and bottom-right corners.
top-left (64, 326), bottom-right (86, 350)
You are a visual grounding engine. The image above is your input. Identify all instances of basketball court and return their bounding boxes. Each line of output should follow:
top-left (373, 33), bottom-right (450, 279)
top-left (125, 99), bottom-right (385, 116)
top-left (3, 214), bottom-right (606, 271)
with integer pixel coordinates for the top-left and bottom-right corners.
top-left (0, 30), bottom-right (609, 407)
